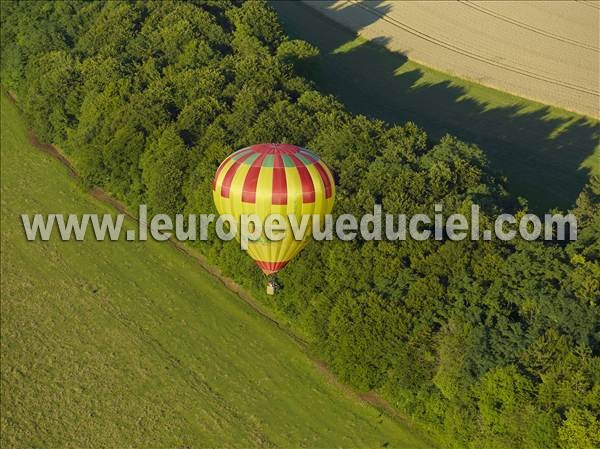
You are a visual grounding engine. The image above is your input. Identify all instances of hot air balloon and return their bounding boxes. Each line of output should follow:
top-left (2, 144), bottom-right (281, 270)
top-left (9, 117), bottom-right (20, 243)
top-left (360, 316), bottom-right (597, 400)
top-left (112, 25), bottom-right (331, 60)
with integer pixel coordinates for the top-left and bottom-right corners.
top-left (212, 143), bottom-right (335, 293)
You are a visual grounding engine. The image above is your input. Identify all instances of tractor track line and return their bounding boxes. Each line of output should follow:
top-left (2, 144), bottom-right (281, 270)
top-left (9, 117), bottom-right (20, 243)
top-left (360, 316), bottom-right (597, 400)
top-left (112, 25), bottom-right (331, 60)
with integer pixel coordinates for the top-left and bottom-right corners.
top-left (459, 0), bottom-right (599, 51)
top-left (576, 0), bottom-right (600, 11)
top-left (346, 0), bottom-right (599, 97)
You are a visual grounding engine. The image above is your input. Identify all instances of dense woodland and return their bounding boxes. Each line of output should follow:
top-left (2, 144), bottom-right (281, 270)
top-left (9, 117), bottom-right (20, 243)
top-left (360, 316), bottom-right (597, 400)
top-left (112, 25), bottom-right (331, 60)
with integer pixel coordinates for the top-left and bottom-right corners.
top-left (1, 1), bottom-right (599, 448)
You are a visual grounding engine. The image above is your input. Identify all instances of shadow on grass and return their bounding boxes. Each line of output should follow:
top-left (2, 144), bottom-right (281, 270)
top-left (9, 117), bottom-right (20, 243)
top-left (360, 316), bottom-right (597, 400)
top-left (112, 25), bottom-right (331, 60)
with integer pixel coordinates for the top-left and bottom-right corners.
top-left (272, 0), bottom-right (599, 212)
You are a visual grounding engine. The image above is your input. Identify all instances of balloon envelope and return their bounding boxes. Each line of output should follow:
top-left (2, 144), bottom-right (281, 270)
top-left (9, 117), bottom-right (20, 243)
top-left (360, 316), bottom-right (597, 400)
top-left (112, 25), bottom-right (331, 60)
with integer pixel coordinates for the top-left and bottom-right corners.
top-left (212, 143), bottom-right (335, 275)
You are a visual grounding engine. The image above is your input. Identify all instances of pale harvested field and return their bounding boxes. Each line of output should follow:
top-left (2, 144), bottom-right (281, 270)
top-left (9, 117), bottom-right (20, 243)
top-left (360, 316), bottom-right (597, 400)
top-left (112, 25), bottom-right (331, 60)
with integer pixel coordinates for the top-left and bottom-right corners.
top-left (305, 0), bottom-right (600, 118)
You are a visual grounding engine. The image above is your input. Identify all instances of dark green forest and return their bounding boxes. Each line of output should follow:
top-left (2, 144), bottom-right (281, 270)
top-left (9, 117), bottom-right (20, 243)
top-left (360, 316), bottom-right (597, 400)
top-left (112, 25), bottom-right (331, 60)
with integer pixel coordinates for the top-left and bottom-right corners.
top-left (1, 1), bottom-right (598, 448)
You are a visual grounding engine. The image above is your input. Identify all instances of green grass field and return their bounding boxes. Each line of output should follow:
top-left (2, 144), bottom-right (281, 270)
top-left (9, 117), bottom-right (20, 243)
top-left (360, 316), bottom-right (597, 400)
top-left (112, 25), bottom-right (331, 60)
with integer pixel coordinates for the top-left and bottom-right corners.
top-left (271, 1), bottom-right (599, 212)
top-left (0, 94), bottom-right (433, 448)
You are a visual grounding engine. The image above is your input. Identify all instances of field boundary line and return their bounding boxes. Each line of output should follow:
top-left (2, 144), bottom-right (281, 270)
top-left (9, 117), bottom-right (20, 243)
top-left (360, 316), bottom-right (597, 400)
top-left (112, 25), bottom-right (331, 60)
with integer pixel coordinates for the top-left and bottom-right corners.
top-left (3, 89), bottom-right (429, 439)
top-left (3, 91), bottom-right (307, 348)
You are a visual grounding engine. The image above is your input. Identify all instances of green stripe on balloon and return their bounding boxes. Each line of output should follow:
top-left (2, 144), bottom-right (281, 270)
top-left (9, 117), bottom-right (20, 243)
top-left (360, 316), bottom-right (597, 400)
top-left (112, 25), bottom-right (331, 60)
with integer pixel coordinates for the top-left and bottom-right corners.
top-left (295, 153), bottom-right (313, 165)
top-left (262, 155), bottom-right (275, 168)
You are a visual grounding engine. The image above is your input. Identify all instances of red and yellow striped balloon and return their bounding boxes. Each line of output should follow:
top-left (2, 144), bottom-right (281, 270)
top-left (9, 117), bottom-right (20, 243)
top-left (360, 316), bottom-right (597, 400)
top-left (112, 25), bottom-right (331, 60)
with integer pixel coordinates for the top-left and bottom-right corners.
top-left (212, 143), bottom-right (335, 275)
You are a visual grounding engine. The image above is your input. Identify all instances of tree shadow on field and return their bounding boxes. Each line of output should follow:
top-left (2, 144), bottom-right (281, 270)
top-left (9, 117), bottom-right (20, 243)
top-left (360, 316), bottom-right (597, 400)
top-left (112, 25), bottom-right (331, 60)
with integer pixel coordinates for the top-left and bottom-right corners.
top-left (271, 0), bottom-right (600, 212)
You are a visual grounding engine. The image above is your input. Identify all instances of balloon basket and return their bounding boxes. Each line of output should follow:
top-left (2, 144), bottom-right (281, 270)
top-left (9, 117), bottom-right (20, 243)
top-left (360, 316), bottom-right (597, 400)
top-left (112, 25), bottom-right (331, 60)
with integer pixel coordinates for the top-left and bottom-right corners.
top-left (266, 276), bottom-right (277, 295)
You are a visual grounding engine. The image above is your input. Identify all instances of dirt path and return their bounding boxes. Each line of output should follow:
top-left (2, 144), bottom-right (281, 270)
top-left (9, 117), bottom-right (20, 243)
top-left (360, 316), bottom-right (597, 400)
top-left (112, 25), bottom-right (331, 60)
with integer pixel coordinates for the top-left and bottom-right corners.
top-left (5, 90), bottom-right (421, 436)
top-left (304, 0), bottom-right (600, 118)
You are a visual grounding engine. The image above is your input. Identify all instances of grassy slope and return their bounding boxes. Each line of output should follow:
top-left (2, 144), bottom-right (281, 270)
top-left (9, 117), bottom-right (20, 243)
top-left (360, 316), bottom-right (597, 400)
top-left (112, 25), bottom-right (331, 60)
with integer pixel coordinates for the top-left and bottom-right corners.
top-left (0, 94), bottom-right (433, 448)
top-left (271, 1), bottom-right (599, 212)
